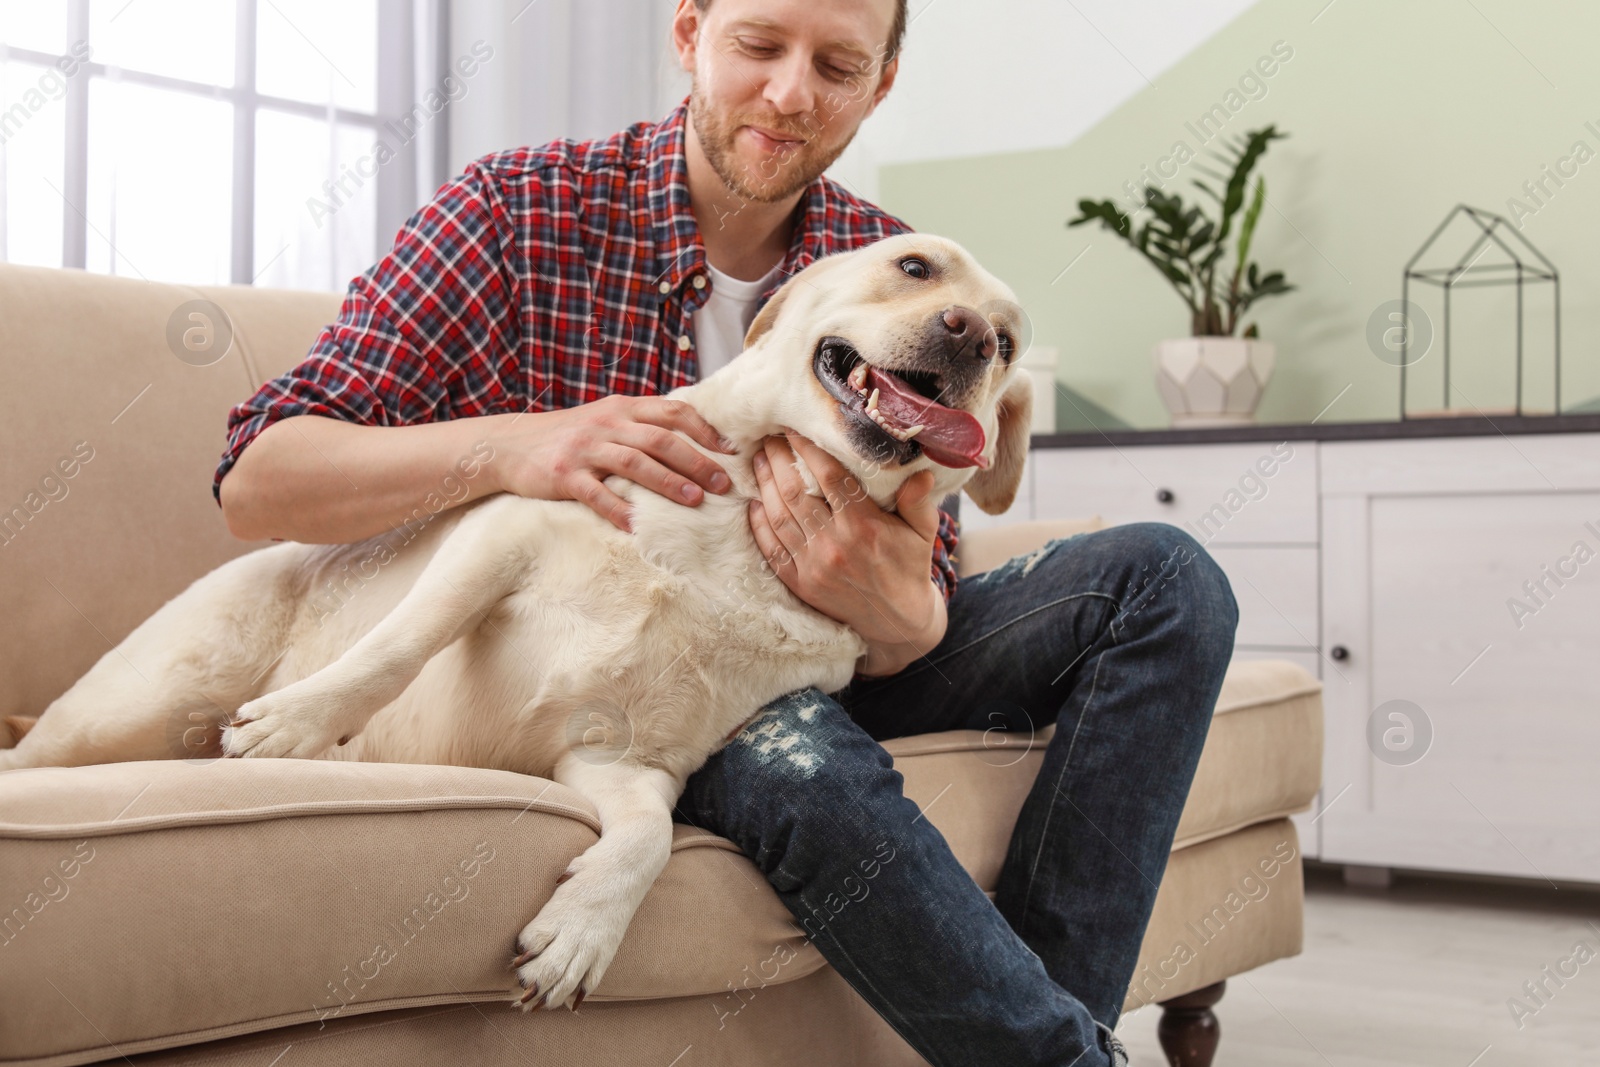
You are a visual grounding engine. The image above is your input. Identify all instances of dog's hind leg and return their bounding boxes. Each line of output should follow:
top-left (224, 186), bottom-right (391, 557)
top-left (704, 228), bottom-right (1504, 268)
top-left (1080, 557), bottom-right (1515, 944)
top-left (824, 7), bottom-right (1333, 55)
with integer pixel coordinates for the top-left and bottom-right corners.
top-left (225, 495), bottom-right (538, 760)
top-left (0, 546), bottom-right (306, 772)
top-left (511, 755), bottom-right (680, 1012)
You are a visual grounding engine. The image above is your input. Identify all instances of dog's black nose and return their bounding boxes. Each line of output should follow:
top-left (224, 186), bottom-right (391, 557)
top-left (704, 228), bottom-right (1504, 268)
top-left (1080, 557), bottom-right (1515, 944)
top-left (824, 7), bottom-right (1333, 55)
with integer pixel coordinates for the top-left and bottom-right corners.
top-left (940, 306), bottom-right (996, 361)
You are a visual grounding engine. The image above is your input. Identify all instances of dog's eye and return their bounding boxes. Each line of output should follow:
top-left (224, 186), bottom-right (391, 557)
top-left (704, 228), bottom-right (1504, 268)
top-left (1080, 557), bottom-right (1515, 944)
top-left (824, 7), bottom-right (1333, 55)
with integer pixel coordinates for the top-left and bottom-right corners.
top-left (898, 257), bottom-right (930, 280)
top-left (995, 331), bottom-right (1015, 363)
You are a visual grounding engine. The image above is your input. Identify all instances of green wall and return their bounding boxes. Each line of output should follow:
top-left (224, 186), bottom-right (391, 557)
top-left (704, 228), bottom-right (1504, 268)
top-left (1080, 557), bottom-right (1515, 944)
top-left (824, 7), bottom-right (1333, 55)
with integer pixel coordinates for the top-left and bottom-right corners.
top-left (879, 0), bottom-right (1600, 430)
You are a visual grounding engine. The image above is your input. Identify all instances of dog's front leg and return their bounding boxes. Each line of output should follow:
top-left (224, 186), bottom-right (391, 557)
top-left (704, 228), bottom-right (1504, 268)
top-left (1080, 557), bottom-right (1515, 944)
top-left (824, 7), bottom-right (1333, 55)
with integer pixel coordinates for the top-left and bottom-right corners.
top-left (512, 755), bottom-right (680, 1011)
top-left (225, 497), bottom-right (536, 759)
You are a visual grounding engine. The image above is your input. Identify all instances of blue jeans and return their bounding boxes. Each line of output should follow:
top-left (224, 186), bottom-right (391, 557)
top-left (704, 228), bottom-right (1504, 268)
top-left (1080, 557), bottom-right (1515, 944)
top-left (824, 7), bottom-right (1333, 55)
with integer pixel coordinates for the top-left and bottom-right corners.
top-left (673, 522), bottom-right (1239, 1066)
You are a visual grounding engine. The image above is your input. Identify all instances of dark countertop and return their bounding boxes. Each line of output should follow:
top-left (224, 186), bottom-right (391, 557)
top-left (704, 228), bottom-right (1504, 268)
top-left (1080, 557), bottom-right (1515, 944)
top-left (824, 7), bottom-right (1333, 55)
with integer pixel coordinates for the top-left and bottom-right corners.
top-left (1031, 412), bottom-right (1600, 449)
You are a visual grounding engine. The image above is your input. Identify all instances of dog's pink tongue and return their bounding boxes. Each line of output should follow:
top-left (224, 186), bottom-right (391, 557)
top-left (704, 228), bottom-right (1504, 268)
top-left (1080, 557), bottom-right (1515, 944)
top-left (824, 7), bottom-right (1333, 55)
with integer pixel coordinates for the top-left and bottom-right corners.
top-left (865, 367), bottom-right (989, 469)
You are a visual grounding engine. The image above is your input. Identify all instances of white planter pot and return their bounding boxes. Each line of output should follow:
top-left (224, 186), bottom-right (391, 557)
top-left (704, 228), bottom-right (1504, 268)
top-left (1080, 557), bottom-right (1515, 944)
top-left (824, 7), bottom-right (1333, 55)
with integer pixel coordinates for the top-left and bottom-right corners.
top-left (1018, 344), bottom-right (1058, 434)
top-left (1153, 336), bottom-right (1275, 427)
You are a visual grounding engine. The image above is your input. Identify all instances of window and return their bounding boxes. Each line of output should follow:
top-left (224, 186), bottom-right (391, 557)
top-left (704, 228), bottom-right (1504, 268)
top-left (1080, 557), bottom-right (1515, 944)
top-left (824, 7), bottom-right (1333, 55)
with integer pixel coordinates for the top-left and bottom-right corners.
top-left (0, 0), bottom-right (448, 290)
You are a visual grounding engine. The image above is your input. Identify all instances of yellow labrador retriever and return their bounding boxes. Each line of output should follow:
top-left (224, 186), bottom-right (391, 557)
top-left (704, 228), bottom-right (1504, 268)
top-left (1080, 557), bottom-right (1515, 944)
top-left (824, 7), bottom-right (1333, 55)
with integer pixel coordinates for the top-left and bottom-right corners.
top-left (0, 233), bottom-right (1032, 1012)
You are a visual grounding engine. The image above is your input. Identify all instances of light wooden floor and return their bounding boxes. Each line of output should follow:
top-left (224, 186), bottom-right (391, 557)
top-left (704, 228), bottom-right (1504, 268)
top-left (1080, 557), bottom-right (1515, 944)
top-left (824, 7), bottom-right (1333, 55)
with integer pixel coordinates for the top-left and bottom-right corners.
top-left (1113, 863), bottom-right (1600, 1066)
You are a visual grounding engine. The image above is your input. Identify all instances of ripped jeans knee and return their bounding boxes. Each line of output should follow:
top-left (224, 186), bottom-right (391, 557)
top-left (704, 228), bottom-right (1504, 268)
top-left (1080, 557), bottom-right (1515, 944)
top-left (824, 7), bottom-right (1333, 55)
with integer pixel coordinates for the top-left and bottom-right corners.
top-left (725, 687), bottom-right (841, 780)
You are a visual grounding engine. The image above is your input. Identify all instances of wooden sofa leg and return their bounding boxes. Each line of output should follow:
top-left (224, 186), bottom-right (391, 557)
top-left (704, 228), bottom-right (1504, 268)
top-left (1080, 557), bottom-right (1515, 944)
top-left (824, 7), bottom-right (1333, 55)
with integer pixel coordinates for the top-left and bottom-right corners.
top-left (1156, 980), bottom-right (1225, 1067)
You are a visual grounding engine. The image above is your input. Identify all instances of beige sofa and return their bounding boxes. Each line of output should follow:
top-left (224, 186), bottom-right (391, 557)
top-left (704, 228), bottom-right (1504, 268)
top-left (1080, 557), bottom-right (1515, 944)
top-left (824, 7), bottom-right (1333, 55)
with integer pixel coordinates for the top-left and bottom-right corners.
top-left (0, 262), bottom-right (1323, 1067)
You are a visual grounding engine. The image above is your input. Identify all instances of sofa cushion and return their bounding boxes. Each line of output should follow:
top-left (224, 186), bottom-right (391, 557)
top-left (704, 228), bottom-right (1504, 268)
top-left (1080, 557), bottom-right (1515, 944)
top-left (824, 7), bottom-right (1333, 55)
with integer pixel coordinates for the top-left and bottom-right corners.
top-left (0, 759), bottom-right (828, 1066)
top-left (0, 827), bottom-right (1307, 1067)
top-left (0, 659), bottom-right (1317, 1067)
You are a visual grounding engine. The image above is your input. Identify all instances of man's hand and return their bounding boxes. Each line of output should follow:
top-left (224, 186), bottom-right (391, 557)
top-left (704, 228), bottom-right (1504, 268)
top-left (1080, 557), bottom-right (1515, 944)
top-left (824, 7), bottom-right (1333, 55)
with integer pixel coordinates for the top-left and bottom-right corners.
top-left (493, 395), bottom-right (740, 532)
top-left (747, 430), bottom-right (948, 678)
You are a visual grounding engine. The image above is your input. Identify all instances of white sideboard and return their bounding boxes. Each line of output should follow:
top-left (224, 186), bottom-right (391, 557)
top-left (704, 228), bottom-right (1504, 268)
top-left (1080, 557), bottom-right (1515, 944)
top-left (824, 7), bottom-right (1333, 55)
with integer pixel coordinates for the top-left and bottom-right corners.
top-left (961, 424), bottom-right (1600, 885)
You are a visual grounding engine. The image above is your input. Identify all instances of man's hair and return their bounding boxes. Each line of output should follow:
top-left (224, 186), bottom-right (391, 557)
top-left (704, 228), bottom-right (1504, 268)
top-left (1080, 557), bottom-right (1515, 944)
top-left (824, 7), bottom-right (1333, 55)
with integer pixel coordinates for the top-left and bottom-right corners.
top-left (691, 0), bottom-right (910, 66)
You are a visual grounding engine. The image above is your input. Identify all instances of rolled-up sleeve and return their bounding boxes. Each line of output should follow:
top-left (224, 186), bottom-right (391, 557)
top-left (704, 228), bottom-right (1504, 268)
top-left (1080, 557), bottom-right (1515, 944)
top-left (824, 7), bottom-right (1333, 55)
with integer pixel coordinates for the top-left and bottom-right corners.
top-left (213, 159), bottom-right (525, 504)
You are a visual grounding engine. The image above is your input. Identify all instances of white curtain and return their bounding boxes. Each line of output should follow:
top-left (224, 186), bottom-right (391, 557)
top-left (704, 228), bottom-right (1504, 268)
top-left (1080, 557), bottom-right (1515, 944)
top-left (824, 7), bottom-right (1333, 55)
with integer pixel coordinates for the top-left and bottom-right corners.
top-left (446, 0), bottom-right (686, 176)
top-left (372, 0), bottom-right (457, 249)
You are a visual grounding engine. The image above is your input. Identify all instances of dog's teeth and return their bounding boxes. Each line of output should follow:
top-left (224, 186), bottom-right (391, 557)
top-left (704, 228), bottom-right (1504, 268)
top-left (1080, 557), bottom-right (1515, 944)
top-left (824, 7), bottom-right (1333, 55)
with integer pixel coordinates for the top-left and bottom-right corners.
top-left (847, 363), bottom-right (869, 391)
top-left (866, 388), bottom-right (879, 412)
top-left (902, 424), bottom-right (925, 439)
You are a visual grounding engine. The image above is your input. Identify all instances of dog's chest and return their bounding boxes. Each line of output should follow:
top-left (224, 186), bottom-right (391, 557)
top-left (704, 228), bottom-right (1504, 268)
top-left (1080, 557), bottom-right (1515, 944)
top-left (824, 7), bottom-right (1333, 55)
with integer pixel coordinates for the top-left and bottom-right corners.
top-left (497, 505), bottom-right (855, 666)
top-left (488, 493), bottom-right (861, 747)
top-left (631, 489), bottom-right (860, 647)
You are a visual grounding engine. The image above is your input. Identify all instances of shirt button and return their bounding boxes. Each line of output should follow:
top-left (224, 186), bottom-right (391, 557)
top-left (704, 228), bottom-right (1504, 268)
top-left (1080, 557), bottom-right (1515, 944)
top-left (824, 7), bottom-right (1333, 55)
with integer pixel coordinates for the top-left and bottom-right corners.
top-left (658, 280), bottom-right (671, 294)
top-left (692, 274), bottom-right (707, 289)
top-left (678, 334), bottom-right (692, 351)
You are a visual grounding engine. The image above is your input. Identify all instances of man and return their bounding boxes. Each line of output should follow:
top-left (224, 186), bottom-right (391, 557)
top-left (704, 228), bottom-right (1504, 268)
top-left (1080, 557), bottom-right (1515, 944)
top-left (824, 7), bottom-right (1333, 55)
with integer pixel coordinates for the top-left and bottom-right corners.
top-left (216, 1), bottom-right (1237, 1063)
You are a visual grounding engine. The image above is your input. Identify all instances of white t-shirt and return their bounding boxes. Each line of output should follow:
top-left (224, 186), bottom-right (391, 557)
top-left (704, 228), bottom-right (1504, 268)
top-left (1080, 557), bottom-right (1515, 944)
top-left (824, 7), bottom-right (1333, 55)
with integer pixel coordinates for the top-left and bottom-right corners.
top-left (691, 259), bottom-right (786, 381)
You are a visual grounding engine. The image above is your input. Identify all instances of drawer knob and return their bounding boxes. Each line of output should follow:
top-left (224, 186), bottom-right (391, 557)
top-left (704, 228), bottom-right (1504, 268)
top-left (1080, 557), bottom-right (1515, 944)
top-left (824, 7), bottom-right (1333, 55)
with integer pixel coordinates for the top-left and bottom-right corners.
top-left (1329, 645), bottom-right (1350, 662)
top-left (1155, 488), bottom-right (1175, 504)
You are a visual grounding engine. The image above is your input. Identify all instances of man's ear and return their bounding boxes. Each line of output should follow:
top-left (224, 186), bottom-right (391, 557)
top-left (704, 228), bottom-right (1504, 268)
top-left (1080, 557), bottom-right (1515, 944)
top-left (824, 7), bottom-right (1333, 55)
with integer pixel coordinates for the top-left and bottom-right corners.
top-left (670, 0), bottom-right (700, 73)
top-left (868, 55), bottom-right (899, 113)
top-left (964, 372), bottom-right (1033, 516)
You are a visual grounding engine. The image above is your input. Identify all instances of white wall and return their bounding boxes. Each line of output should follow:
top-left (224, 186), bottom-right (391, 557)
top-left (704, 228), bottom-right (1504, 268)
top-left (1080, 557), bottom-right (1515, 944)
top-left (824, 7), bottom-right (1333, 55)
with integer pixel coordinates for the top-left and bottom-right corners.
top-left (447, 0), bottom-right (1257, 203)
top-left (829, 0), bottom-right (1259, 202)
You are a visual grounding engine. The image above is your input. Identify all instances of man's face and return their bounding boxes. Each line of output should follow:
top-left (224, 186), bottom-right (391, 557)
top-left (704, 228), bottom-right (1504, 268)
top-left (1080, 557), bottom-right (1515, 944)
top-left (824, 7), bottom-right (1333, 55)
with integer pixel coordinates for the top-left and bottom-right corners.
top-left (675, 0), bottom-right (898, 204)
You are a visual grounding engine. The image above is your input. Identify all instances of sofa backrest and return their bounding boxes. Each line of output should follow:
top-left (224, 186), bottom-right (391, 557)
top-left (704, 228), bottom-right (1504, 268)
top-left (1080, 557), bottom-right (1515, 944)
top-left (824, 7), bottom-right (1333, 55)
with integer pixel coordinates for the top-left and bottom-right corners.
top-left (0, 262), bottom-right (340, 718)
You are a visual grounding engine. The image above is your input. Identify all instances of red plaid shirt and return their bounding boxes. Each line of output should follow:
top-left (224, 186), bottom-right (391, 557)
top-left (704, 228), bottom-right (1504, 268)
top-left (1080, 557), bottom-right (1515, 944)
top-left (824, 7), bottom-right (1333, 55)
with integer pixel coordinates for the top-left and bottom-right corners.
top-left (216, 98), bottom-right (961, 601)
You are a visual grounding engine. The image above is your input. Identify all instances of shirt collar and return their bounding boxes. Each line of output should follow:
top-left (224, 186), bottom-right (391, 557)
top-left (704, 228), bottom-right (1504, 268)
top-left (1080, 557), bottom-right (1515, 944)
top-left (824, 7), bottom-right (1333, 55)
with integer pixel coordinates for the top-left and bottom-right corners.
top-left (646, 100), bottom-right (706, 299)
top-left (647, 97), bottom-right (831, 303)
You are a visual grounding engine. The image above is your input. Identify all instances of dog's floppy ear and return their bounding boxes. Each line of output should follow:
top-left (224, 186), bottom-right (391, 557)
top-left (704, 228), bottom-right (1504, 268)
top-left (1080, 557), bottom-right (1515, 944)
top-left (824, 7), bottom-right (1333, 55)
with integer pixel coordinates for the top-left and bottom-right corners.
top-left (964, 372), bottom-right (1034, 516)
top-left (743, 273), bottom-right (798, 350)
top-left (743, 250), bottom-right (850, 349)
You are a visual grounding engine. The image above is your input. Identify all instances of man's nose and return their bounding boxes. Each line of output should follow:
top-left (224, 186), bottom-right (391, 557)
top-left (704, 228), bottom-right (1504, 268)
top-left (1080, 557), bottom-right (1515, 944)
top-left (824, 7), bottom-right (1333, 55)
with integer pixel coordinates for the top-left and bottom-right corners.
top-left (763, 52), bottom-right (817, 119)
top-left (940, 306), bottom-right (997, 362)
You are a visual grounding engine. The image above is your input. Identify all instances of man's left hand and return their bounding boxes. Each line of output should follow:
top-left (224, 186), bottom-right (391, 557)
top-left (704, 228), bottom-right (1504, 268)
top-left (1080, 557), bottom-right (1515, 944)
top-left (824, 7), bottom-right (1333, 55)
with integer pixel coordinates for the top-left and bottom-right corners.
top-left (747, 429), bottom-right (947, 677)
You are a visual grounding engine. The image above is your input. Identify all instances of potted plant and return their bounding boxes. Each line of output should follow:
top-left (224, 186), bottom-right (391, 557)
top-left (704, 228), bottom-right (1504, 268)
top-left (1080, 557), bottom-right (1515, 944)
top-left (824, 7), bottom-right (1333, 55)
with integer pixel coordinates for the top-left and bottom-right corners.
top-left (1067, 126), bottom-right (1295, 426)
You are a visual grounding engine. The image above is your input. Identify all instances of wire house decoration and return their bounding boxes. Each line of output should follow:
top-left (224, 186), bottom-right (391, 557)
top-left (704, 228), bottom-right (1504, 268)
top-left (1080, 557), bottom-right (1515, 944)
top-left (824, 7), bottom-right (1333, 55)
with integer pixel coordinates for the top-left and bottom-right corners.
top-left (1400, 204), bottom-right (1562, 419)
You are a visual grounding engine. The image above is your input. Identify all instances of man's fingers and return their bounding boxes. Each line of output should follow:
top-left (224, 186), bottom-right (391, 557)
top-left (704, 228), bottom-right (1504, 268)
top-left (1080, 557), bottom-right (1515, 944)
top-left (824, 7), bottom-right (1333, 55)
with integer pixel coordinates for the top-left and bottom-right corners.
top-left (747, 499), bottom-right (797, 582)
top-left (894, 469), bottom-right (942, 541)
top-left (782, 430), bottom-right (859, 508)
top-left (644, 398), bottom-right (738, 455)
top-left (619, 423), bottom-right (732, 496)
top-left (753, 443), bottom-right (824, 560)
top-left (760, 435), bottom-right (820, 512)
top-left (596, 443), bottom-right (710, 505)
top-left (570, 473), bottom-right (635, 533)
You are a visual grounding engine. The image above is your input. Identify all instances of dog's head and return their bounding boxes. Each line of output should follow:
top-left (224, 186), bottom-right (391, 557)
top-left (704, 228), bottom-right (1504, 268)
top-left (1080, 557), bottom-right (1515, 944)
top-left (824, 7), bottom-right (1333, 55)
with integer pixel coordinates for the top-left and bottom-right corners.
top-left (728, 234), bottom-right (1032, 516)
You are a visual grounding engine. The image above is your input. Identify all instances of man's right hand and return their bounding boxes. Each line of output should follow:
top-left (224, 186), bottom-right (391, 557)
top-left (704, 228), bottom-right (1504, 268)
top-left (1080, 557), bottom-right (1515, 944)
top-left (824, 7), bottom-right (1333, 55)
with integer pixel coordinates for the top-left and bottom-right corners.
top-left (493, 395), bottom-right (740, 532)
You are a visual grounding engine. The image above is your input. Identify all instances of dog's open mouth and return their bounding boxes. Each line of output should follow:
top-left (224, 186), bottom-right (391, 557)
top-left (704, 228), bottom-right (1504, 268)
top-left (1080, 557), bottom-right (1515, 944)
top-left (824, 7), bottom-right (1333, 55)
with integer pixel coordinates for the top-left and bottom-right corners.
top-left (814, 338), bottom-right (989, 469)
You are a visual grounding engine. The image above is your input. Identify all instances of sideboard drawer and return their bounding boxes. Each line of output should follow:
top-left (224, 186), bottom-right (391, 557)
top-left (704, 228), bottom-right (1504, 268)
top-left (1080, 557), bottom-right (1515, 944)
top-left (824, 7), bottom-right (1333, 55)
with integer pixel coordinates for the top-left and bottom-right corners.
top-left (1321, 433), bottom-right (1600, 495)
top-left (1031, 441), bottom-right (1318, 544)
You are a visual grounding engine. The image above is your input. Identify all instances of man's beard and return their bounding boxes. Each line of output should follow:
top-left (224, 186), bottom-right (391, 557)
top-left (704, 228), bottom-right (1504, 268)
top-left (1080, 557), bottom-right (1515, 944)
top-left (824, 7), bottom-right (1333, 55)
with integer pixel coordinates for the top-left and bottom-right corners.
top-left (688, 82), bottom-right (858, 204)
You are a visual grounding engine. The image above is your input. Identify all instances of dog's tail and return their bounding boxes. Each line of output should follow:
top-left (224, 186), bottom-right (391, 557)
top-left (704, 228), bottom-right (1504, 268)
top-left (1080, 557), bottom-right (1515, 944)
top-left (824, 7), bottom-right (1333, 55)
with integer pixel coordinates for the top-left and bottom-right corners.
top-left (2, 715), bottom-right (38, 749)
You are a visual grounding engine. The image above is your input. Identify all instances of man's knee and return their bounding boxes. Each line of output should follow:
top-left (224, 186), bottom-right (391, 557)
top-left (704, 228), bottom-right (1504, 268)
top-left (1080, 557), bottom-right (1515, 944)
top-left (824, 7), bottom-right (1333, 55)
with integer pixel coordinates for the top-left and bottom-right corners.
top-left (695, 689), bottom-right (909, 880)
top-left (1086, 522), bottom-right (1239, 650)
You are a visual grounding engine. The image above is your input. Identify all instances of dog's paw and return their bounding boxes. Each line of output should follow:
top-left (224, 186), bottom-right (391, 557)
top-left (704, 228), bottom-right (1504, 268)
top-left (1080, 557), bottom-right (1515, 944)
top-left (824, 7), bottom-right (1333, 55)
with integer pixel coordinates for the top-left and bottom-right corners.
top-left (222, 689), bottom-right (347, 759)
top-left (509, 869), bottom-right (625, 1012)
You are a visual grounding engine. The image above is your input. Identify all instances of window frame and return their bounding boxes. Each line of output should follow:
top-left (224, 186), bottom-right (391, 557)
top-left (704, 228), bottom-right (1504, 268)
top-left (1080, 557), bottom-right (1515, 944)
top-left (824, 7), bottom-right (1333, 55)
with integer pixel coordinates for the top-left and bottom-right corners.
top-left (0, 0), bottom-right (450, 286)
